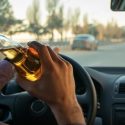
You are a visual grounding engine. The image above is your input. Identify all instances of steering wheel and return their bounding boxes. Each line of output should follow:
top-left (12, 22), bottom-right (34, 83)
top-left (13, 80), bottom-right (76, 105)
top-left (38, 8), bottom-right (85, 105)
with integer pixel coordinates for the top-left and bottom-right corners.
top-left (0, 55), bottom-right (97, 125)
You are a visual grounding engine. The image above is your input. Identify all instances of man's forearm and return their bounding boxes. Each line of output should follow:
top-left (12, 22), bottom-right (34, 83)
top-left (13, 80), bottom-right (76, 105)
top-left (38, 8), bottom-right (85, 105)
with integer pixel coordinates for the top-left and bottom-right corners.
top-left (50, 99), bottom-right (86, 125)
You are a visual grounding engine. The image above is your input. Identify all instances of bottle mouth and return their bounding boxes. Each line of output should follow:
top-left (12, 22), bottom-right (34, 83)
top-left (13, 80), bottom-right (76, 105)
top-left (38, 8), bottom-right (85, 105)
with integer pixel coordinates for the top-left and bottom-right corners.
top-left (0, 34), bottom-right (21, 50)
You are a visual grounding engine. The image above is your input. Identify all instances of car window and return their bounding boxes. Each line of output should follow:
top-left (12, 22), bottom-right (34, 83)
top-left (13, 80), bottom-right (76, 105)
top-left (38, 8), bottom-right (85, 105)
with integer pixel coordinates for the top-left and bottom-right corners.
top-left (89, 36), bottom-right (95, 41)
top-left (74, 36), bottom-right (89, 41)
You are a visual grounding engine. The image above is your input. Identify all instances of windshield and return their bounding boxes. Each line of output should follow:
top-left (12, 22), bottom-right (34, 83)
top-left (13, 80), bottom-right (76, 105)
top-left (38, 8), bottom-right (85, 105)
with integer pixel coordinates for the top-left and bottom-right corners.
top-left (0, 0), bottom-right (125, 67)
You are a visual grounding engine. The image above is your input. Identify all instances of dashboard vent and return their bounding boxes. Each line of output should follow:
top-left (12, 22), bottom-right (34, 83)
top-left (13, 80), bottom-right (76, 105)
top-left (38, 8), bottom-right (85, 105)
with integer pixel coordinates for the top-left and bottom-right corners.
top-left (119, 83), bottom-right (125, 94)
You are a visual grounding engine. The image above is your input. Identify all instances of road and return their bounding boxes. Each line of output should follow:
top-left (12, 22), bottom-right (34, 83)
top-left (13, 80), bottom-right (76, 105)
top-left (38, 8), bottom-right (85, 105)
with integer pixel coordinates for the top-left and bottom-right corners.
top-left (0, 42), bottom-right (125, 67)
top-left (61, 42), bottom-right (125, 67)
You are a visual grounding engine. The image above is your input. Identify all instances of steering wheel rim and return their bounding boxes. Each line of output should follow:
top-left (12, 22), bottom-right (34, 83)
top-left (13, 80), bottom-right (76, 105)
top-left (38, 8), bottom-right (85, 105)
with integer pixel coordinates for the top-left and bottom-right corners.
top-left (61, 54), bottom-right (97, 125)
top-left (0, 55), bottom-right (97, 125)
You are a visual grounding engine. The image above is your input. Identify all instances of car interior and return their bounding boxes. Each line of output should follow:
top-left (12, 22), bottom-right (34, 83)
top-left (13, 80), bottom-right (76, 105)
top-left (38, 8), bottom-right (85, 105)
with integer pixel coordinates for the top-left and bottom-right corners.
top-left (1, 56), bottom-right (125, 125)
top-left (0, 0), bottom-right (125, 125)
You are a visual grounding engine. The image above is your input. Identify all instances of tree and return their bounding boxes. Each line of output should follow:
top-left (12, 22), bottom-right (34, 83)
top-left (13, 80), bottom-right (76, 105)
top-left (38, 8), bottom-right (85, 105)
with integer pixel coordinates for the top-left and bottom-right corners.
top-left (72, 25), bottom-right (84, 34)
top-left (7, 19), bottom-right (24, 37)
top-left (46, 0), bottom-right (59, 15)
top-left (88, 24), bottom-right (98, 37)
top-left (113, 23), bottom-right (122, 38)
top-left (71, 8), bottom-right (80, 27)
top-left (83, 14), bottom-right (89, 33)
top-left (63, 8), bottom-right (72, 39)
top-left (64, 9), bottom-right (72, 31)
top-left (57, 6), bottom-right (64, 40)
top-left (105, 18), bottom-right (122, 39)
top-left (121, 27), bottom-right (125, 38)
top-left (46, 0), bottom-right (64, 40)
top-left (71, 8), bottom-right (82, 34)
top-left (47, 11), bottom-right (62, 40)
top-left (26, 0), bottom-right (45, 40)
top-left (27, 0), bottom-right (41, 25)
top-left (0, 0), bottom-right (14, 33)
top-left (95, 22), bottom-right (105, 40)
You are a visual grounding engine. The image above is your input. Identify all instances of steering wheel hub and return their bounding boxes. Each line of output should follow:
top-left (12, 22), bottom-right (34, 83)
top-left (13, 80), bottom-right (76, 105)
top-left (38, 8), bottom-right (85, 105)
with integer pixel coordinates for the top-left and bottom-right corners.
top-left (31, 100), bottom-right (47, 114)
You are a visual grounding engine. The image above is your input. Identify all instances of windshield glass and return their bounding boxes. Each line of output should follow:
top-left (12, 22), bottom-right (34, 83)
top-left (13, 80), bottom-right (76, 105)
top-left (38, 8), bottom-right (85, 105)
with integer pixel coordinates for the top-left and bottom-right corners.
top-left (0, 0), bottom-right (125, 67)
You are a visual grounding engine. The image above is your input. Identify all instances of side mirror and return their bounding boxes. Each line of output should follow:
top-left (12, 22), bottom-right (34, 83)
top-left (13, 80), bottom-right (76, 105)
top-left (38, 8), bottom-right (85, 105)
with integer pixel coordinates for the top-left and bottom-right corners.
top-left (111, 0), bottom-right (125, 11)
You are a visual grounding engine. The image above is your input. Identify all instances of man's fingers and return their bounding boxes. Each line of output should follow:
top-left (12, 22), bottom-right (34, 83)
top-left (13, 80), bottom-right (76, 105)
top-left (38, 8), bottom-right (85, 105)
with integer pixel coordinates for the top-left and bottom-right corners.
top-left (16, 75), bottom-right (34, 92)
top-left (28, 41), bottom-right (53, 68)
top-left (0, 60), bottom-right (14, 90)
top-left (53, 47), bottom-right (60, 54)
top-left (27, 42), bottom-right (71, 71)
top-left (47, 46), bottom-right (62, 61)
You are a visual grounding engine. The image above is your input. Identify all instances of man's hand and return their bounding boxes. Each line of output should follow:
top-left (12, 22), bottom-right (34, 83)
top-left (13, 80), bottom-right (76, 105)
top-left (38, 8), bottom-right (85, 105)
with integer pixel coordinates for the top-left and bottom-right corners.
top-left (17, 41), bottom-right (86, 125)
top-left (0, 60), bottom-right (14, 90)
top-left (0, 60), bottom-right (14, 125)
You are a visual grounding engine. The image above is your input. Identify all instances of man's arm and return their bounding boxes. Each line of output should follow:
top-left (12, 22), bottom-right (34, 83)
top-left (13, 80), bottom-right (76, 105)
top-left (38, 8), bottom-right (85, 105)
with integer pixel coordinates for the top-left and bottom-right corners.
top-left (16, 41), bottom-right (86, 125)
top-left (0, 44), bottom-right (86, 125)
top-left (50, 100), bottom-right (86, 125)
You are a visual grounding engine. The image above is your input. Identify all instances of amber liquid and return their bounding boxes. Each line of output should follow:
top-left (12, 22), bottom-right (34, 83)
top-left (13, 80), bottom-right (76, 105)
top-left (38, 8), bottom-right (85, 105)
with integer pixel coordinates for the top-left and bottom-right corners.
top-left (0, 47), bottom-right (41, 81)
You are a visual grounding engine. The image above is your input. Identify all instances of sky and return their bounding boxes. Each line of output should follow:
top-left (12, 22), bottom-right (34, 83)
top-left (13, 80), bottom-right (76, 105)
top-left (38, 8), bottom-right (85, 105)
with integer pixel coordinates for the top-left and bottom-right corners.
top-left (9, 0), bottom-right (125, 26)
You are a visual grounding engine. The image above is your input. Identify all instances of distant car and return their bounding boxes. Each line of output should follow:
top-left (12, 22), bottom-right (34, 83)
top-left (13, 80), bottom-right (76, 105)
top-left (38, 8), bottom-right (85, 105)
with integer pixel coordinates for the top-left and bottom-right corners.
top-left (72, 34), bottom-right (98, 50)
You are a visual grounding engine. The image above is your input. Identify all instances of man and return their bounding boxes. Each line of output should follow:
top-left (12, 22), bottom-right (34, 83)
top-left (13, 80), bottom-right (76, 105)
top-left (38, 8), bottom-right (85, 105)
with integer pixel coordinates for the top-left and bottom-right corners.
top-left (0, 41), bottom-right (86, 125)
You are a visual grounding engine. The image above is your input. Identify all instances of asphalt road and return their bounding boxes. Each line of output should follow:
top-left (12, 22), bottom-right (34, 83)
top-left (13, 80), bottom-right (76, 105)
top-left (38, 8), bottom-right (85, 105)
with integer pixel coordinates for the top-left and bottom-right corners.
top-left (61, 42), bottom-right (125, 67)
top-left (0, 42), bottom-right (125, 67)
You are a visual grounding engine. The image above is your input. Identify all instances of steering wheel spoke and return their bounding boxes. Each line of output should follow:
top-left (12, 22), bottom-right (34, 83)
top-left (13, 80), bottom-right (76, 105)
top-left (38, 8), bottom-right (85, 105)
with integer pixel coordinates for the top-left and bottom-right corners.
top-left (0, 92), bottom-right (32, 109)
top-left (0, 93), bottom-right (17, 109)
top-left (77, 92), bottom-right (90, 105)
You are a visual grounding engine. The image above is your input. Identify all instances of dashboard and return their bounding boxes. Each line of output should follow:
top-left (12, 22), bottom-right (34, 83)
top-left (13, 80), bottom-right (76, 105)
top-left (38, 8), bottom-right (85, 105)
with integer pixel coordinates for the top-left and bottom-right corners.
top-left (1, 67), bottom-right (125, 125)
top-left (85, 67), bottom-right (125, 125)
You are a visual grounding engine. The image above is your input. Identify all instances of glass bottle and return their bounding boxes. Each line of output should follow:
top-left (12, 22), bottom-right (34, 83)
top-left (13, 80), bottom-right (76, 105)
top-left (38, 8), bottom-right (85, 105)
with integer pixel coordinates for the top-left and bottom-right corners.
top-left (0, 35), bottom-right (41, 82)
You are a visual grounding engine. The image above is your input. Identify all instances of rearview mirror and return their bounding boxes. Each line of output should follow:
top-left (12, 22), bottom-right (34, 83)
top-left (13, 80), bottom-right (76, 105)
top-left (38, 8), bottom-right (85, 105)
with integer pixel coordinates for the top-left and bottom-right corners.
top-left (111, 0), bottom-right (125, 11)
